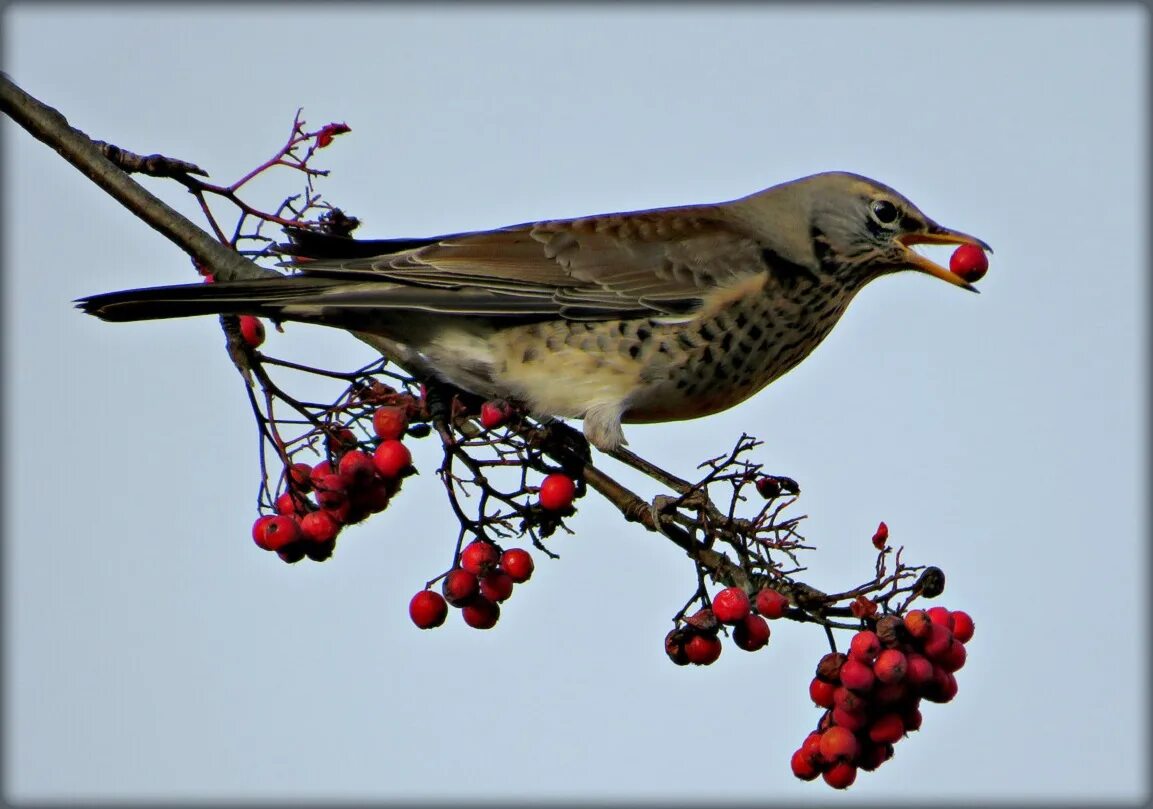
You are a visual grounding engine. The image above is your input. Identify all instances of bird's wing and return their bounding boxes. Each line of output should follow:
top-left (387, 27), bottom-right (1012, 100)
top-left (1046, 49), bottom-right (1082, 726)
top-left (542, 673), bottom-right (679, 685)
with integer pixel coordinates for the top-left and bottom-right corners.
top-left (282, 207), bottom-right (769, 320)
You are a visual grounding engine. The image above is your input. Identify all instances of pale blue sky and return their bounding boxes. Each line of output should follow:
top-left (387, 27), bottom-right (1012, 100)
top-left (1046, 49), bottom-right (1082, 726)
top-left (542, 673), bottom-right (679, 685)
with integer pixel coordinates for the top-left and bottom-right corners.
top-left (4, 4), bottom-right (1147, 804)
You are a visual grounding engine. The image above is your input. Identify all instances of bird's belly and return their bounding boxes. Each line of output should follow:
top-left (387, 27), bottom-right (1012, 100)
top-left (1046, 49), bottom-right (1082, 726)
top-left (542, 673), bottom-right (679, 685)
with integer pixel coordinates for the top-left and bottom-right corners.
top-left (483, 320), bottom-right (647, 419)
top-left (455, 287), bottom-right (850, 425)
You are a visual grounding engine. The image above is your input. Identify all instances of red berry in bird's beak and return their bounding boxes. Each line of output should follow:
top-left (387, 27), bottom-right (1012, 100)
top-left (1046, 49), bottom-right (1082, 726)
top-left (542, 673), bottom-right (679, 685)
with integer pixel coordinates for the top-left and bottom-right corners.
top-left (949, 244), bottom-right (989, 283)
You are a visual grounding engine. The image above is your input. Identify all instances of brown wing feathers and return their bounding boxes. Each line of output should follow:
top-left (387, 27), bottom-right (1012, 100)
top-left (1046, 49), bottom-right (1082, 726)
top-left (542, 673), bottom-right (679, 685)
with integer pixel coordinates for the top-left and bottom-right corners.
top-left (77, 211), bottom-right (771, 324)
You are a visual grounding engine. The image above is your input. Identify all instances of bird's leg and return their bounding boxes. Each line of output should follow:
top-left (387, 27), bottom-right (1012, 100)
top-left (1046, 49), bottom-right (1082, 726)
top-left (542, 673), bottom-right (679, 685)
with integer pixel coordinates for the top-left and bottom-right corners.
top-left (421, 377), bottom-right (455, 431)
top-left (420, 376), bottom-right (482, 446)
top-left (539, 420), bottom-right (593, 473)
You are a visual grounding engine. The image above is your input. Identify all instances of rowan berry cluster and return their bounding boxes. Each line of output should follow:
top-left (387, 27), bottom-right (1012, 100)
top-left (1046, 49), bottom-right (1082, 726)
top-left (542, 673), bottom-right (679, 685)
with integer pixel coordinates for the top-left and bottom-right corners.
top-left (409, 542), bottom-right (538, 630)
top-left (663, 586), bottom-right (790, 665)
top-left (791, 606), bottom-right (975, 789)
top-left (245, 361), bottom-right (582, 630)
top-left (408, 468), bottom-right (577, 630)
top-left (249, 401), bottom-right (418, 563)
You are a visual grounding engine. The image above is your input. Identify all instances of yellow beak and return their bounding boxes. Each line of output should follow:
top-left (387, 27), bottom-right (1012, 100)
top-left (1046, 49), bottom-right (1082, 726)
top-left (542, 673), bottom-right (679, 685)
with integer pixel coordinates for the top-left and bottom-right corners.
top-left (899, 224), bottom-right (993, 292)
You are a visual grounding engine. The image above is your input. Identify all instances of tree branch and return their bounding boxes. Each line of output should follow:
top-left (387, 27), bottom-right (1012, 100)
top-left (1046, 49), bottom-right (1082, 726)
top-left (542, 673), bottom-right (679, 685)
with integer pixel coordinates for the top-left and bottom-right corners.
top-left (1, 72), bottom-right (270, 284)
top-left (580, 460), bottom-right (755, 591)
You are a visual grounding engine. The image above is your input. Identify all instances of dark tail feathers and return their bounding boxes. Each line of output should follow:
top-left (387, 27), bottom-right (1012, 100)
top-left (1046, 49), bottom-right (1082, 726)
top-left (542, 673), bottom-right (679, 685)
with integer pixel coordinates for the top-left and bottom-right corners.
top-left (76, 276), bottom-right (340, 323)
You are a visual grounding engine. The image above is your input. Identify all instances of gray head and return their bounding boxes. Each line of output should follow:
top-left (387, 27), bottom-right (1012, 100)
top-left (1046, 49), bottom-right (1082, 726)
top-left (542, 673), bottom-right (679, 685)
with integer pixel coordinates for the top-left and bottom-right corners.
top-left (731, 171), bottom-right (991, 291)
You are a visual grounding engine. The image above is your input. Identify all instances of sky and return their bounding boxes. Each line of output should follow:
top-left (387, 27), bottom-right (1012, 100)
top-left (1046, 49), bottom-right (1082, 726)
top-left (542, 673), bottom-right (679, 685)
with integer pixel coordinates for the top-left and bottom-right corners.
top-left (3, 4), bottom-right (1148, 805)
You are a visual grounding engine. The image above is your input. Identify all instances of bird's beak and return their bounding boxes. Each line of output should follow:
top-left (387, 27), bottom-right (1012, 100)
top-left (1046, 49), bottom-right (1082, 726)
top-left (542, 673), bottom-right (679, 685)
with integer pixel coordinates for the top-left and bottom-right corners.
top-left (898, 223), bottom-right (993, 293)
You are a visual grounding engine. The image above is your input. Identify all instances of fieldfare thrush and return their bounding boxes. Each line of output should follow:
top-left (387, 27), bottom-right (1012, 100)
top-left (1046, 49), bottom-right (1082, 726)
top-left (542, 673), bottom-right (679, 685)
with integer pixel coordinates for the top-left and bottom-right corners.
top-left (78, 171), bottom-right (990, 451)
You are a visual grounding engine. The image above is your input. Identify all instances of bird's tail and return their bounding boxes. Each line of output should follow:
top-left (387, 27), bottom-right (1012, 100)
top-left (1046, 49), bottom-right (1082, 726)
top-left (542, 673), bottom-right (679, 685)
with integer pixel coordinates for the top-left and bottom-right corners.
top-left (76, 276), bottom-right (343, 323)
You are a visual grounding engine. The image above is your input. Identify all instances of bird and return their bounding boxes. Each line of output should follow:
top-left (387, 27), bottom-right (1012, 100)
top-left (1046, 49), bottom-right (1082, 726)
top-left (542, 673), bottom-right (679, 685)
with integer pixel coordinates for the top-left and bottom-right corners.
top-left (77, 171), bottom-right (990, 452)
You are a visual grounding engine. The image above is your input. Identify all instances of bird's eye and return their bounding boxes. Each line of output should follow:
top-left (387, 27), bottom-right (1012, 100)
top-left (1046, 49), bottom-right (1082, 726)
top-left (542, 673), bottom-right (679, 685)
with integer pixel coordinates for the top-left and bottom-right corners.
top-left (870, 199), bottom-right (899, 226)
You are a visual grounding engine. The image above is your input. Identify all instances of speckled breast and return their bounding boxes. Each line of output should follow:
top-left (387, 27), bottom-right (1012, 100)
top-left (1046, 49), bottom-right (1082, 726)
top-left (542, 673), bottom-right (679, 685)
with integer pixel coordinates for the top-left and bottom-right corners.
top-left (624, 280), bottom-right (856, 423)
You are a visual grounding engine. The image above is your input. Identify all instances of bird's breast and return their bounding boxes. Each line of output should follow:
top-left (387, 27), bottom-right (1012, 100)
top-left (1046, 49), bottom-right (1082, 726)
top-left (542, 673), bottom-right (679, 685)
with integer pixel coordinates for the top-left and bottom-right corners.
top-left (624, 279), bottom-right (856, 422)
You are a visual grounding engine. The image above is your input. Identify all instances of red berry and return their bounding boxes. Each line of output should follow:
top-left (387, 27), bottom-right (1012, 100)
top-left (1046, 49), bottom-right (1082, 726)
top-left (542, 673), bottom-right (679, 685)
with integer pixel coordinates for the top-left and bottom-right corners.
top-left (277, 544), bottom-right (306, 564)
top-left (873, 648), bottom-right (908, 684)
top-left (337, 449), bottom-right (376, 484)
top-left (849, 630), bottom-right (881, 664)
top-left (871, 520), bottom-right (889, 550)
top-left (949, 243), bottom-right (989, 283)
top-left (903, 706), bottom-right (924, 732)
top-left (538, 473), bottom-right (576, 511)
top-left (499, 548), bottom-right (534, 582)
top-left (951, 610), bottom-right (975, 643)
top-left (801, 731), bottom-right (825, 765)
top-left (289, 462), bottom-right (314, 492)
top-left (711, 587), bottom-right (751, 624)
top-left (251, 515), bottom-right (275, 547)
top-left (754, 477), bottom-right (782, 498)
top-left (351, 479), bottom-right (391, 513)
top-left (732, 613), bottom-right (771, 651)
top-left (479, 399), bottom-right (512, 430)
top-left (257, 514), bottom-right (300, 551)
top-left (313, 473), bottom-right (349, 510)
top-left (461, 597), bottom-right (500, 630)
top-left (299, 510), bottom-right (340, 544)
top-left (754, 588), bottom-right (789, 619)
top-left (905, 653), bottom-right (934, 686)
top-left (938, 639), bottom-right (967, 672)
top-left (441, 568), bottom-right (479, 607)
top-left (479, 571), bottom-right (515, 603)
top-left (238, 315), bottom-right (265, 348)
top-left (372, 439), bottom-right (412, 479)
top-left (323, 499), bottom-right (351, 524)
top-left (822, 762), bottom-right (857, 789)
top-left (790, 748), bottom-right (820, 781)
top-left (460, 540), bottom-right (501, 576)
top-left (408, 590), bottom-right (448, 629)
top-left (819, 726), bottom-right (860, 763)
top-left (904, 609), bottom-right (932, 640)
top-left (304, 539), bottom-right (335, 563)
top-left (372, 406), bottom-right (408, 441)
top-left (923, 667), bottom-right (959, 703)
top-left (922, 623), bottom-right (954, 661)
top-left (872, 680), bottom-right (909, 706)
top-left (684, 634), bottom-right (722, 665)
top-left (833, 686), bottom-right (868, 714)
top-left (857, 742), bottom-right (894, 772)
top-left (927, 606), bottom-right (955, 631)
top-left (309, 460), bottom-right (333, 490)
top-left (831, 706), bottom-right (868, 733)
top-left (868, 712), bottom-right (905, 744)
top-left (341, 504), bottom-right (369, 526)
top-left (809, 677), bottom-right (837, 708)
top-left (275, 491), bottom-right (303, 515)
top-left (840, 658), bottom-right (875, 692)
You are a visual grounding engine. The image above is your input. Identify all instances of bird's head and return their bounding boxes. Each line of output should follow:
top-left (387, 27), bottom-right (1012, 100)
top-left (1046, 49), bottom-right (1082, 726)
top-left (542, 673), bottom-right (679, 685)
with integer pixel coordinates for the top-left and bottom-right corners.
top-left (736, 171), bottom-right (992, 292)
